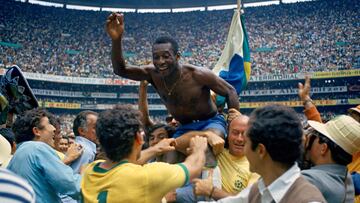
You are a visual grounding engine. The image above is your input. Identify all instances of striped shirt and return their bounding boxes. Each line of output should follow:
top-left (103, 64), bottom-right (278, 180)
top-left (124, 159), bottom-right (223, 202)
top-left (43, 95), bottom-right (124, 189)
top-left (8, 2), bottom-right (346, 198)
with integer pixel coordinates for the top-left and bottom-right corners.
top-left (0, 167), bottom-right (35, 203)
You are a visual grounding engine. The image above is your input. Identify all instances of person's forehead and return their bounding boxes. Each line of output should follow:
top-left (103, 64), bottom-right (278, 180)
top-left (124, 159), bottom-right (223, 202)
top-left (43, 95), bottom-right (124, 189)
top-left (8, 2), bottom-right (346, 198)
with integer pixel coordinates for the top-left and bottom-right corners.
top-left (153, 43), bottom-right (174, 53)
top-left (230, 117), bottom-right (248, 129)
top-left (151, 127), bottom-right (167, 134)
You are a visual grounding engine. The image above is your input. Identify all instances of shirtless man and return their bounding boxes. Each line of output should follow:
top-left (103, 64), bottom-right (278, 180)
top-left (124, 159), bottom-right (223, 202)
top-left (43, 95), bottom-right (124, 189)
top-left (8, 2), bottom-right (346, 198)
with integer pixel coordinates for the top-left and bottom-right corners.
top-left (106, 13), bottom-right (239, 155)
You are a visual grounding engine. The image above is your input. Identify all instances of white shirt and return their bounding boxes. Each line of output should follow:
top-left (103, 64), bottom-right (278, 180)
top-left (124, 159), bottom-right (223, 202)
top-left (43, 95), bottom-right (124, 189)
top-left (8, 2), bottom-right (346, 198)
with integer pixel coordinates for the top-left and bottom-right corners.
top-left (203, 163), bottom-right (304, 203)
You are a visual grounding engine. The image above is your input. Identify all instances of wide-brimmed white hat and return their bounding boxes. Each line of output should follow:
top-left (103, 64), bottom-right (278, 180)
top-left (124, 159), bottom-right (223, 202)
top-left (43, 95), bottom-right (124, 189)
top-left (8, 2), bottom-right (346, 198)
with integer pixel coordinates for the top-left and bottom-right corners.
top-left (348, 105), bottom-right (360, 115)
top-left (308, 115), bottom-right (360, 155)
top-left (0, 134), bottom-right (11, 167)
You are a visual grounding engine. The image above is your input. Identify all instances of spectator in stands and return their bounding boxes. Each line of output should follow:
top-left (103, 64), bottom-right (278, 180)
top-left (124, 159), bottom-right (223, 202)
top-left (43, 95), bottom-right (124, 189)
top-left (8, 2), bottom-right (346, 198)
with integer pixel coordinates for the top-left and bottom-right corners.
top-left (193, 114), bottom-right (259, 200)
top-left (1, 0), bottom-right (358, 77)
top-left (7, 109), bottom-right (81, 203)
top-left (211, 105), bottom-right (326, 202)
top-left (81, 104), bottom-right (208, 202)
top-left (302, 115), bottom-right (360, 203)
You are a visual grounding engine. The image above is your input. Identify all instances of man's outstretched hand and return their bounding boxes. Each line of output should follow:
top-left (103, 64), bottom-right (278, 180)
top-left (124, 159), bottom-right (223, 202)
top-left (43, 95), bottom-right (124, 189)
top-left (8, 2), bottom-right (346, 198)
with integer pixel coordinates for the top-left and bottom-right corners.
top-left (106, 13), bottom-right (124, 41)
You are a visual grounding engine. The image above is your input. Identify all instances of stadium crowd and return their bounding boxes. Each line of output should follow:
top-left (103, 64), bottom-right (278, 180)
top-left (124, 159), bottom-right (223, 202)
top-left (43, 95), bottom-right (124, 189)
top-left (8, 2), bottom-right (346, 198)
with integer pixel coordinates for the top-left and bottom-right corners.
top-left (0, 0), bottom-right (359, 202)
top-left (1, 0), bottom-right (359, 78)
top-left (1, 76), bottom-right (360, 203)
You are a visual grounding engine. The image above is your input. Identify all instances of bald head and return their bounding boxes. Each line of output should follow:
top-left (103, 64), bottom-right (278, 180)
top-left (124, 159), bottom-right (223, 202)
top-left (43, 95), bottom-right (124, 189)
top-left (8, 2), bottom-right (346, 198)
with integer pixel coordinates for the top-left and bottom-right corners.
top-left (227, 115), bottom-right (249, 157)
top-left (229, 115), bottom-right (249, 130)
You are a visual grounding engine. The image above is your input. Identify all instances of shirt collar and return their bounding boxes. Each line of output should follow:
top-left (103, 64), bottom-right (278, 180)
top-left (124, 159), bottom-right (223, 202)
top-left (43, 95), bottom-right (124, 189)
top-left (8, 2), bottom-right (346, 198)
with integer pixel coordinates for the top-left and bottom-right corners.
top-left (75, 136), bottom-right (96, 151)
top-left (258, 163), bottom-right (301, 203)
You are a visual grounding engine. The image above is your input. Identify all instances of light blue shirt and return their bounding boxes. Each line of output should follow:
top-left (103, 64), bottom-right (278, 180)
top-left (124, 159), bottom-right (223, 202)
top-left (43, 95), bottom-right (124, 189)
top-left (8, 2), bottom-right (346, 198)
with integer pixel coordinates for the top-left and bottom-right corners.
top-left (7, 141), bottom-right (81, 203)
top-left (70, 136), bottom-right (96, 173)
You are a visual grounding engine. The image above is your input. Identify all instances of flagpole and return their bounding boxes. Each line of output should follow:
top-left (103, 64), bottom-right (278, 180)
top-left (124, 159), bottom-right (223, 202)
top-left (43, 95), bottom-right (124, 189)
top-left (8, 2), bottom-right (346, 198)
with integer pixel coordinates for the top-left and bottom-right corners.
top-left (237, 0), bottom-right (241, 11)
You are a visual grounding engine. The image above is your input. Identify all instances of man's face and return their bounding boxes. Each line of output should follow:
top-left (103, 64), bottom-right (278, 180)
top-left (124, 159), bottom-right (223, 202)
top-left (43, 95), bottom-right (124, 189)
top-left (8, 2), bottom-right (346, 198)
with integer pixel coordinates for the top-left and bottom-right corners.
top-left (152, 43), bottom-right (178, 76)
top-left (149, 127), bottom-right (168, 147)
top-left (36, 117), bottom-right (56, 147)
top-left (83, 114), bottom-right (98, 143)
top-left (244, 133), bottom-right (258, 173)
top-left (59, 138), bottom-right (69, 153)
top-left (228, 118), bottom-right (248, 157)
top-left (303, 129), bottom-right (322, 165)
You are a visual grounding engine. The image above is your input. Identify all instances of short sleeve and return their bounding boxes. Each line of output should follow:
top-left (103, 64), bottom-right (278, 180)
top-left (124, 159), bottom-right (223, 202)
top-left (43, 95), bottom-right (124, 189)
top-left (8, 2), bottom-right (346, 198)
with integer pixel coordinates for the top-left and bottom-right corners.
top-left (145, 162), bottom-right (188, 194)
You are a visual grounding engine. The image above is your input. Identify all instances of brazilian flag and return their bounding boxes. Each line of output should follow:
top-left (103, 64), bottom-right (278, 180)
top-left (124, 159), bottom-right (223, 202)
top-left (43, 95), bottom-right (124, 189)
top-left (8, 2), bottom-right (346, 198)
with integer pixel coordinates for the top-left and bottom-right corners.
top-left (213, 9), bottom-right (251, 106)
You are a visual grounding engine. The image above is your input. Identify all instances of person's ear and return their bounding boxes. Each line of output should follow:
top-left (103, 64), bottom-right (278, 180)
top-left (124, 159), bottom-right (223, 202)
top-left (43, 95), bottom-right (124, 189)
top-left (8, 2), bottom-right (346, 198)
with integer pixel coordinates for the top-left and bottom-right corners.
top-left (78, 127), bottom-right (85, 136)
top-left (135, 131), bottom-right (145, 145)
top-left (320, 142), bottom-right (328, 155)
top-left (257, 143), bottom-right (267, 159)
top-left (32, 126), bottom-right (41, 139)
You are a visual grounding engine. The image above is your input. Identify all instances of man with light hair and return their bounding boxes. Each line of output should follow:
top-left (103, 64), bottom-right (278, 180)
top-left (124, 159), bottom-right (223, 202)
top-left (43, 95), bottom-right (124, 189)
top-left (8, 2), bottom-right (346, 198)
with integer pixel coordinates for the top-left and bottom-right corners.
top-left (209, 105), bottom-right (326, 203)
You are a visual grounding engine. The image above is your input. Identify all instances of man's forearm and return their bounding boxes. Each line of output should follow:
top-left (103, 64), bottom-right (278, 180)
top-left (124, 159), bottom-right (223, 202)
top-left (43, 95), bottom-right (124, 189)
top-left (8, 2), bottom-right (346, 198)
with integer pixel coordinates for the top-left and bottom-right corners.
top-left (183, 149), bottom-right (206, 180)
top-left (139, 82), bottom-right (154, 128)
top-left (111, 39), bottom-right (126, 76)
top-left (226, 88), bottom-right (240, 110)
top-left (137, 147), bottom-right (157, 165)
top-left (175, 131), bottom-right (203, 154)
top-left (211, 187), bottom-right (234, 200)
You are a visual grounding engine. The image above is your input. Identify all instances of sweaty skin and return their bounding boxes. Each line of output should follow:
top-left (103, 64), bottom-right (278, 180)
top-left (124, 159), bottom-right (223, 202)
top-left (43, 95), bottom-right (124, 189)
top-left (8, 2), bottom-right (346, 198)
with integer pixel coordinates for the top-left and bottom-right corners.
top-left (106, 13), bottom-right (239, 125)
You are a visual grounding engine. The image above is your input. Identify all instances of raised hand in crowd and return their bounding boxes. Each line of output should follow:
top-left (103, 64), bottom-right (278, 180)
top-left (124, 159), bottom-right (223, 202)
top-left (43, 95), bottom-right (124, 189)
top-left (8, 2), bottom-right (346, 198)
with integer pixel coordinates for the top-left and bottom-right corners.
top-left (106, 13), bottom-right (124, 41)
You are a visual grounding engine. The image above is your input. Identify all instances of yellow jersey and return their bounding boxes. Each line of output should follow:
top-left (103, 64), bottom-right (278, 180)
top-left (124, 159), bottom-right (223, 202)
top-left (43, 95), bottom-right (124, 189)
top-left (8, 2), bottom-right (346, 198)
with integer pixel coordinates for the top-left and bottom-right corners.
top-left (81, 160), bottom-right (188, 203)
top-left (217, 149), bottom-right (259, 194)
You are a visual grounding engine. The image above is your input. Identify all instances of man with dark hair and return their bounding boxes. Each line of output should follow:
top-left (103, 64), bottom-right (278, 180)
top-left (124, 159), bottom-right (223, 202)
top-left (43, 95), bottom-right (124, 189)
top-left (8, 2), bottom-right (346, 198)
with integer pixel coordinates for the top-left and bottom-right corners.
top-left (71, 110), bottom-right (98, 173)
top-left (7, 109), bottom-right (81, 203)
top-left (81, 105), bottom-right (209, 203)
top-left (106, 13), bottom-right (240, 156)
top-left (302, 115), bottom-right (360, 203)
top-left (212, 105), bottom-right (325, 202)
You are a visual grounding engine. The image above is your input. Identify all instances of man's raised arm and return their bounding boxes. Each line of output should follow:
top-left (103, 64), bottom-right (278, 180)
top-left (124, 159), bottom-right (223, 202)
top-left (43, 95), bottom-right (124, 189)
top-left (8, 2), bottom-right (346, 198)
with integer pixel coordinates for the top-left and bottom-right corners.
top-left (106, 13), bottom-right (151, 81)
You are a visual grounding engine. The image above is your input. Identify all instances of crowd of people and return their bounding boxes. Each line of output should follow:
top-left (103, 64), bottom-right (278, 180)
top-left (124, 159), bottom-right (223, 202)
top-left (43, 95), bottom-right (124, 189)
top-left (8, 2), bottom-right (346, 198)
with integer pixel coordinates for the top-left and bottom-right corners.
top-left (0, 0), bottom-right (359, 202)
top-left (1, 76), bottom-right (360, 203)
top-left (1, 0), bottom-right (359, 78)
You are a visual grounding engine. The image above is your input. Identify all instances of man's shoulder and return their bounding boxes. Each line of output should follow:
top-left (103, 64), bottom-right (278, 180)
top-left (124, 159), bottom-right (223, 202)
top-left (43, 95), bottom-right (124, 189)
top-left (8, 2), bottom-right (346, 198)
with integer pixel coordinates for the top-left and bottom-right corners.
top-left (19, 141), bottom-right (53, 152)
top-left (143, 162), bottom-right (186, 175)
top-left (282, 176), bottom-right (326, 202)
top-left (182, 64), bottom-right (208, 73)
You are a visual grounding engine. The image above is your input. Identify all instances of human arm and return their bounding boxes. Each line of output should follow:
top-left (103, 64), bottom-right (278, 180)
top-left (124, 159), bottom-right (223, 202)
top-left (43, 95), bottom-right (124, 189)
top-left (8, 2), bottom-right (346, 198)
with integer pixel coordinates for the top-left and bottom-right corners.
top-left (105, 13), bottom-right (152, 81)
top-left (137, 138), bottom-right (176, 165)
top-left (38, 145), bottom-right (81, 199)
top-left (175, 130), bottom-right (224, 156)
top-left (181, 136), bottom-right (208, 180)
top-left (194, 67), bottom-right (239, 110)
top-left (193, 170), bottom-right (234, 200)
top-left (62, 143), bottom-right (84, 165)
top-left (139, 80), bottom-right (154, 128)
top-left (298, 75), bottom-right (322, 123)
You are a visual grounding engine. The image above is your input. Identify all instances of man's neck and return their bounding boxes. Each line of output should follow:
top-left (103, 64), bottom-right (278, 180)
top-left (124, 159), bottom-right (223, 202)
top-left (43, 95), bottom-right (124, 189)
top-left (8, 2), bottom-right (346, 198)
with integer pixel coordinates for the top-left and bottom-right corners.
top-left (260, 161), bottom-right (290, 186)
top-left (163, 65), bottom-right (181, 83)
